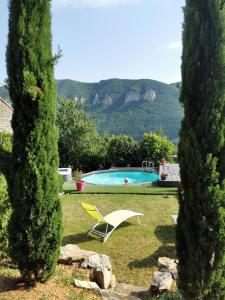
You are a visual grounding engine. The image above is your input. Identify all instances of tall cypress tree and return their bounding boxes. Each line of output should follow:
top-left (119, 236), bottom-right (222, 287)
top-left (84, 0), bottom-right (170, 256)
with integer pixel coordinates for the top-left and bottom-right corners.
top-left (177, 1), bottom-right (225, 298)
top-left (5, 0), bottom-right (62, 282)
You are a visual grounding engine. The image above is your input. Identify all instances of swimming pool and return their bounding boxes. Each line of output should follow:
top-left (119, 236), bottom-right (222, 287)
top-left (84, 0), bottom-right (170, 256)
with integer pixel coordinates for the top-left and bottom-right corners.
top-left (82, 169), bottom-right (159, 185)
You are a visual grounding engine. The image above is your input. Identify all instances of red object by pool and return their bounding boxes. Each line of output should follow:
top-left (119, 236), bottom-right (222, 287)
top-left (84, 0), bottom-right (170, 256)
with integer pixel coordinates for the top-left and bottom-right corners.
top-left (76, 180), bottom-right (85, 192)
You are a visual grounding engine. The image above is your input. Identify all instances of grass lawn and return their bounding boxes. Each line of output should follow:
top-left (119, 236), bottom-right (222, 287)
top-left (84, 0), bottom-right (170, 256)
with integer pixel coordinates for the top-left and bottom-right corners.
top-left (62, 192), bottom-right (178, 287)
top-left (0, 186), bottom-right (178, 299)
top-left (64, 181), bottom-right (178, 195)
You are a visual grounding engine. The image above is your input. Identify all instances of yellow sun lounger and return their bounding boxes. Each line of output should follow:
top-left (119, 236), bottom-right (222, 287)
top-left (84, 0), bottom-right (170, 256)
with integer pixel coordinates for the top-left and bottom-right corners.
top-left (80, 201), bottom-right (144, 242)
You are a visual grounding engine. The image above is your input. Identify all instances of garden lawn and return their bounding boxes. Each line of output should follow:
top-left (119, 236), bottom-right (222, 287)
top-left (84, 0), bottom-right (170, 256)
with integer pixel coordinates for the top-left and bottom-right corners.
top-left (62, 193), bottom-right (178, 287)
top-left (64, 181), bottom-right (178, 195)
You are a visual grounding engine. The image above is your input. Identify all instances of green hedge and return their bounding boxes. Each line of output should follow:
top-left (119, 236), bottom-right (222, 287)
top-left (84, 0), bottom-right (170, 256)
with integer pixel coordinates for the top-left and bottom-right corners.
top-left (0, 132), bottom-right (12, 259)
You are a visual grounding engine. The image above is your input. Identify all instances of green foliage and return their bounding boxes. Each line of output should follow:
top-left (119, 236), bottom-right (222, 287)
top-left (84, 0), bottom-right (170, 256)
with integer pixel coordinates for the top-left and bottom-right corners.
top-left (80, 134), bottom-right (109, 171)
top-left (159, 291), bottom-right (183, 300)
top-left (7, 0), bottom-right (62, 282)
top-left (147, 291), bottom-right (183, 300)
top-left (0, 132), bottom-right (12, 259)
top-left (57, 97), bottom-right (107, 171)
top-left (107, 135), bottom-right (139, 167)
top-left (74, 170), bottom-right (83, 181)
top-left (177, 1), bottom-right (225, 298)
top-left (140, 133), bottom-right (176, 164)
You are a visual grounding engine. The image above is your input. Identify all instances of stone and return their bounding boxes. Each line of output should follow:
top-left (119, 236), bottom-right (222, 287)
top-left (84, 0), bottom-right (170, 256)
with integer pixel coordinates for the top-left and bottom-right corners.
top-left (81, 253), bottom-right (112, 270)
top-left (158, 257), bottom-right (178, 280)
top-left (110, 274), bottom-right (117, 289)
top-left (81, 254), bottom-right (113, 289)
top-left (151, 271), bottom-right (173, 292)
top-left (74, 279), bottom-right (100, 290)
top-left (58, 244), bottom-right (97, 264)
top-left (93, 267), bottom-right (112, 289)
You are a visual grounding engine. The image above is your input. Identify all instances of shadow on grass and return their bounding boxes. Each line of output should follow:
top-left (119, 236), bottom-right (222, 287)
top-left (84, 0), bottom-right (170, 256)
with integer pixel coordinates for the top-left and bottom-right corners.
top-left (62, 233), bottom-right (95, 245)
top-left (128, 245), bottom-right (176, 269)
top-left (128, 225), bottom-right (176, 269)
top-left (154, 225), bottom-right (176, 244)
top-left (62, 222), bottom-right (131, 245)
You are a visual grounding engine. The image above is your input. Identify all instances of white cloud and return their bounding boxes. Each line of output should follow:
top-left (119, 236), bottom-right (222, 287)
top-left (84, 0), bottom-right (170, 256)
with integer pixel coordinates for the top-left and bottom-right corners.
top-left (167, 41), bottom-right (182, 49)
top-left (54, 0), bottom-right (139, 8)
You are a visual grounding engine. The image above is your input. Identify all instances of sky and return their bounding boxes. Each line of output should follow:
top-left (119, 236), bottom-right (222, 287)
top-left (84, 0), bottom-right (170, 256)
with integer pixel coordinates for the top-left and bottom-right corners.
top-left (0, 0), bottom-right (185, 85)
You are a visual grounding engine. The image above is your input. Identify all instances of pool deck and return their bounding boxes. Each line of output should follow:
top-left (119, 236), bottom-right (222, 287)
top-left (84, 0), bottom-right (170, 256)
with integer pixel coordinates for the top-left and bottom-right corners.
top-left (159, 163), bottom-right (180, 187)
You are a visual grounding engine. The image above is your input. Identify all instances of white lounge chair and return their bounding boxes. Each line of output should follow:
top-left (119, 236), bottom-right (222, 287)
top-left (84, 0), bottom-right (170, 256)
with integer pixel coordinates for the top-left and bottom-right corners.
top-left (80, 201), bottom-right (144, 242)
top-left (171, 214), bottom-right (178, 225)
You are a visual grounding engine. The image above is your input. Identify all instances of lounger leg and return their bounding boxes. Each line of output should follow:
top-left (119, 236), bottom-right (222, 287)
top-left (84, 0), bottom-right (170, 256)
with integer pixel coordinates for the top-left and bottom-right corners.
top-left (137, 216), bottom-right (141, 225)
top-left (103, 226), bottom-right (116, 243)
top-left (89, 221), bottom-right (100, 235)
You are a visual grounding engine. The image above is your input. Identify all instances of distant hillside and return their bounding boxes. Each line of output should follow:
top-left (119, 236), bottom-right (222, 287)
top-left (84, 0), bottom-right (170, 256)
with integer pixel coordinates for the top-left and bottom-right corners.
top-left (0, 78), bottom-right (183, 141)
top-left (57, 79), bottom-right (183, 141)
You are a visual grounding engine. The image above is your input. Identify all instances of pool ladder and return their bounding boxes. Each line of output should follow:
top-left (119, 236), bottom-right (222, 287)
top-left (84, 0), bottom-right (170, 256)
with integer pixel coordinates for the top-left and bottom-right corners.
top-left (142, 161), bottom-right (154, 172)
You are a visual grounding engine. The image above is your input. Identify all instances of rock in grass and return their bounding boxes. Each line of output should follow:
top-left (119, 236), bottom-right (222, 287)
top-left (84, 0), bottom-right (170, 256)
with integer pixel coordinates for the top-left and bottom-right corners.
top-left (158, 257), bottom-right (178, 280)
top-left (93, 267), bottom-right (112, 289)
top-left (151, 271), bottom-right (173, 292)
top-left (74, 279), bottom-right (100, 290)
top-left (110, 274), bottom-right (117, 289)
top-left (81, 254), bottom-right (112, 270)
top-left (59, 244), bottom-right (97, 264)
top-left (81, 254), bottom-right (113, 289)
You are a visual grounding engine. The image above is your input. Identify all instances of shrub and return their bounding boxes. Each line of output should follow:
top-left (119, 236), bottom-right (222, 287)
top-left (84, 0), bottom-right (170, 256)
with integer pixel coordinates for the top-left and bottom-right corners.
top-left (7, 0), bottom-right (62, 282)
top-left (139, 133), bottom-right (176, 165)
top-left (81, 135), bottom-right (109, 171)
top-left (107, 135), bottom-right (140, 167)
top-left (0, 132), bottom-right (12, 259)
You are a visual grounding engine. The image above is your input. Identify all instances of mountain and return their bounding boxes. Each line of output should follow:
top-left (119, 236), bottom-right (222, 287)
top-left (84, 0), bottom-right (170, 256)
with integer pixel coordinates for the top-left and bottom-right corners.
top-left (57, 79), bottom-right (183, 141)
top-left (0, 78), bottom-right (183, 141)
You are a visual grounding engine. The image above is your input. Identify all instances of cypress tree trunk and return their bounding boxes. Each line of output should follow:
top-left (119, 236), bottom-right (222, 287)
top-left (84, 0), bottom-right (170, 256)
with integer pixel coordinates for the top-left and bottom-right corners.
top-left (177, 1), bottom-right (225, 298)
top-left (6, 0), bottom-right (62, 282)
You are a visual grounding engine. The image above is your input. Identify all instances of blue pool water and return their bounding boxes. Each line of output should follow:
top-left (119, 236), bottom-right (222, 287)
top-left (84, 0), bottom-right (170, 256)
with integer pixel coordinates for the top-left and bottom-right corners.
top-left (83, 170), bottom-right (159, 185)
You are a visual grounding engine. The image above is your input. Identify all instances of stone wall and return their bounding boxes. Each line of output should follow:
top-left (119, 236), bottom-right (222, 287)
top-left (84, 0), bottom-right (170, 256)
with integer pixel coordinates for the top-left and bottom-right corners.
top-left (0, 98), bottom-right (13, 133)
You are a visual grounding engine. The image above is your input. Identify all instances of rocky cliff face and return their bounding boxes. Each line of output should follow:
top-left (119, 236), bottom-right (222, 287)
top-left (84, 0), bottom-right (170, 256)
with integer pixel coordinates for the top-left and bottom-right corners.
top-left (74, 95), bottom-right (86, 104)
top-left (92, 88), bottom-right (156, 107)
top-left (124, 88), bottom-right (156, 105)
top-left (124, 88), bottom-right (140, 104)
top-left (143, 89), bottom-right (156, 102)
top-left (93, 94), bottom-right (113, 106)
